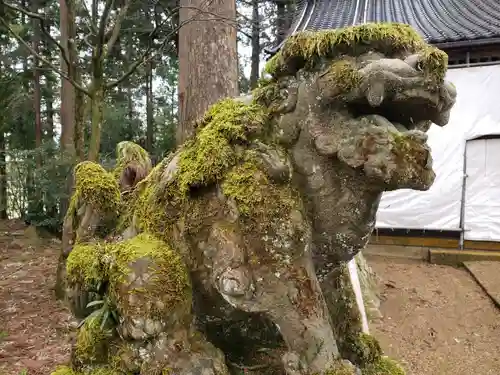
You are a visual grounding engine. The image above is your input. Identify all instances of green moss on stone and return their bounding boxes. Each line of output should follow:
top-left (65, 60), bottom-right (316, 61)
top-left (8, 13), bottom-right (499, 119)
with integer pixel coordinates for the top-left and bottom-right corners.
top-left (106, 233), bottom-right (191, 315)
top-left (74, 315), bottom-right (113, 365)
top-left (222, 156), bottom-right (294, 220)
top-left (127, 159), bottom-right (173, 237)
top-left (331, 264), bottom-right (364, 338)
top-left (113, 141), bottom-right (152, 181)
top-left (66, 242), bottom-right (106, 289)
top-left (346, 333), bottom-right (383, 366)
top-left (72, 161), bottom-right (121, 214)
top-left (326, 60), bottom-right (362, 91)
top-left (252, 79), bottom-right (283, 110)
top-left (86, 367), bottom-right (122, 375)
top-left (265, 22), bottom-right (448, 81)
top-left (120, 98), bottom-right (274, 238)
top-left (222, 161), bottom-right (265, 216)
top-left (50, 366), bottom-right (121, 375)
top-left (51, 366), bottom-right (77, 375)
top-left (174, 99), bottom-right (267, 197)
top-left (315, 360), bottom-right (356, 375)
top-left (362, 357), bottom-right (406, 375)
top-left (322, 264), bottom-right (384, 367)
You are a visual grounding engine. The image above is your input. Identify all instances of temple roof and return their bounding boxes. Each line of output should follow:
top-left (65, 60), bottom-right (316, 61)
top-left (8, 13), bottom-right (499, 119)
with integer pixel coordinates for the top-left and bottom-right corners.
top-left (266, 0), bottom-right (500, 55)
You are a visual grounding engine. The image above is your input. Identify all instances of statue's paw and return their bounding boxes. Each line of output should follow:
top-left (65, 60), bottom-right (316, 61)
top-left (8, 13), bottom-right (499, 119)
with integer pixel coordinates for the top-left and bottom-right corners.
top-left (119, 316), bottom-right (165, 341)
top-left (282, 351), bottom-right (306, 375)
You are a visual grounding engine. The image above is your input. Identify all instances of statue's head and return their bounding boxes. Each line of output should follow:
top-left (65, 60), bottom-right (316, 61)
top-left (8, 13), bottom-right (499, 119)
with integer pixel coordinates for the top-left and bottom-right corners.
top-left (114, 141), bottom-right (152, 192)
top-left (259, 23), bottom-right (457, 191)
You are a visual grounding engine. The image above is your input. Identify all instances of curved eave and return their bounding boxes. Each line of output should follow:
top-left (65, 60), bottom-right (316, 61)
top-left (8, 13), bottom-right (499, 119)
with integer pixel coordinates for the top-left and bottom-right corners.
top-left (265, 0), bottom-right (500, 56)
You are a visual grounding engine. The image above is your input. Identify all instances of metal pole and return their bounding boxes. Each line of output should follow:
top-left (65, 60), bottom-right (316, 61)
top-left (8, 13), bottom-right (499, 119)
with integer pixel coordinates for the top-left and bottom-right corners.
top-left (459, 142), bottom-right (468, 250)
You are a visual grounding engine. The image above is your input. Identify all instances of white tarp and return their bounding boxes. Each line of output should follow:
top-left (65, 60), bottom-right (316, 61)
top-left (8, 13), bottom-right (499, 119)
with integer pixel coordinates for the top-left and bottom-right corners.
top-left (376, 65), bottom-right (500, 239)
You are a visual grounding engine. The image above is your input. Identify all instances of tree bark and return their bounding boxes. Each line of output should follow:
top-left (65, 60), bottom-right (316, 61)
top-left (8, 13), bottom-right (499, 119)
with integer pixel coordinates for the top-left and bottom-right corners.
top-left (87, 37), bottom-right (105, 162)
top-left (46, 81), bottom-right (54, 141)
top-left (59, 0), bottom-right (77, 217)
top-left (88, 86), bottom-right (104, 162)
top-left (250, 0), bottom-right (260, 89)
top-left (29, 0), bottom-right (43, 221)
top-left (32, 0), bottom-right (42, 164)
top-left (75, 89), bottom-right (86, 161)
top-left (126, 40), bottom-right (134, 127)
top-left (145, 59), bottom-right (154, 153)
top-left (0, 131), bottom-right (7, 220)
top-left (177, 0), bottom-right (239, 145)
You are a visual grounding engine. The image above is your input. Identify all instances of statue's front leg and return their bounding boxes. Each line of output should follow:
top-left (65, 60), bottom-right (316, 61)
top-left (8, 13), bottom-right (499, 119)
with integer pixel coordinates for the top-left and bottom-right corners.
top-left (319, 262), bottom-right (382, 368)
top-left (208, 223), bottom-right (339, 374)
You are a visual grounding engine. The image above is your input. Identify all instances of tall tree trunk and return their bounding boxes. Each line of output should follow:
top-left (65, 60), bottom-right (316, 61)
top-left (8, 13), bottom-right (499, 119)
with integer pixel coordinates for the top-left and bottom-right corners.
top-left (30, 0), bottom-right (43, 221)
top-left (177, 0), bottom-right (239, 144)
top-left (0, 47), bottom-right (6, 220)
top-left (66, 1), bottom-right (84, 161)
top-left (250, 0), bottom-right (260, 89)
top-left (126, 41), bottom-right (134, 128)
top-left (75, 89), bottom-right (85, 161)
top-left (46, 81), bottom-right (54, 142)
top-left (0, 131), bottom-right (7, 220)
top-left (0, 50), bottom-right (6, 219)
top-left (87, 43), bottom-right (104, 162)
top-left (32, 0), bottom-right (42, 164)
top-left (145, 60), bottom-right (154, 153)
top-left (88, 87), bottom-right (103, 162)
top-left (59, 0), bottom-right (77, 217)
top-left (45, 79), bottom-right (59, 219)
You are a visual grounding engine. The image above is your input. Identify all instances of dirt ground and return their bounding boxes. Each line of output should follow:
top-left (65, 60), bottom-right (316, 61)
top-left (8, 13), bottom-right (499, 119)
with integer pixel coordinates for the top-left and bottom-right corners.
top-left (0, 221), bottom-right (75, 375)
top-left (369, 257), bottom-right (500, 375)
top-left (1, 220), bottom-right (500, 375)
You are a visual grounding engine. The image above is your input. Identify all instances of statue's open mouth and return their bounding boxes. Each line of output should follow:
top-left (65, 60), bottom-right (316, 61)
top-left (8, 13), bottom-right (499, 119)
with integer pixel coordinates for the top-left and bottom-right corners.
top-left (347, 77), bottom-right (456, 140)
top-left (350, 94), bottom-right (453, 137)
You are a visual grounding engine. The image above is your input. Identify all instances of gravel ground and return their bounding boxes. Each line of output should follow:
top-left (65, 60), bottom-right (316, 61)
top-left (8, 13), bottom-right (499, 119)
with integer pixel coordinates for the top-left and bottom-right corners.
top-left (369, 257), bottom-right (500, 375)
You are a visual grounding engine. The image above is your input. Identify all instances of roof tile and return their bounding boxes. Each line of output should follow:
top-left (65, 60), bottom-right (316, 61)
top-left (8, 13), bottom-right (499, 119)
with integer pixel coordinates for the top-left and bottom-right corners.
top-left (266, 0), bottom-right (500, 54)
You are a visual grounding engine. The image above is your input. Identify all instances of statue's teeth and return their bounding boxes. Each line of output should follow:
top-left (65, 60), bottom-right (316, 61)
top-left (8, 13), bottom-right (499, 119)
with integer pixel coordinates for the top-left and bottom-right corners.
top-left (363, 114), bottom-right (399, 132)
top-left (366, 82), bottom-right (385, 107)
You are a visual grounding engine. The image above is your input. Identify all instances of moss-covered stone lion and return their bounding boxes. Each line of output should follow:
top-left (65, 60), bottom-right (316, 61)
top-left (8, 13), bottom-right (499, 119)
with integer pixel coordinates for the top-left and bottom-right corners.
top-left (53, 23), bottom-right (456, 375)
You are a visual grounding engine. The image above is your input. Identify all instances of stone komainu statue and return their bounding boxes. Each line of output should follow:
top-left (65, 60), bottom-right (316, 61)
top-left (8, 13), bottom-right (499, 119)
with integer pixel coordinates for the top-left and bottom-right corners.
top-left (53, 23), bottom-right (456, 375)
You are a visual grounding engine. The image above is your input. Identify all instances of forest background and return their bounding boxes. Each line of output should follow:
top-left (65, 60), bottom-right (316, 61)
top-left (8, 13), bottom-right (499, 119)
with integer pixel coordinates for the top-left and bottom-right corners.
top-left (0, 0), bottom-right (298, 234)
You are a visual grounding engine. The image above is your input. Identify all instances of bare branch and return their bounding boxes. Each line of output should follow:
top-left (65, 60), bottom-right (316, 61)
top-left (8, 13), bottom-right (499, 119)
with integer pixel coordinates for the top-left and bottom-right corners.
top-left (77, 0), bottom-right (98, 34)
top-left (82, 32), bottom-right (94, 49)
top-left (105, 23), bottom-right (165, 90)
top-left (104, 0), bottom-right (132, 58)
top-left (107, 5), bottom-right (243, 90)
top-left (1, 1), bottom-right (71, 67)
top-left (96, 0), bottom-right (115, 55)
top-left (0, 16), bottom-right (91, 96)
top-left (239, 29), bottom-right (252, 40)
